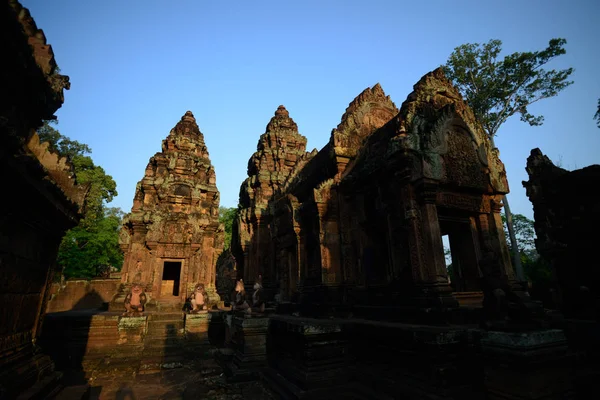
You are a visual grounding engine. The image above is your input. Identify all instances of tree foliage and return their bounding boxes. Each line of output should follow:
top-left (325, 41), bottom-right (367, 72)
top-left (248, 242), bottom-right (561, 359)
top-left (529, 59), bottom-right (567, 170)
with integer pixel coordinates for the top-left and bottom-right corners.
top-left (58, 208), bottom-right (124, 279)
top-left (444, 38), bottom-right (574, 138)
top-left (71, 155), bottom-right (117, 226)
top-left (219, 206), bottom-right (238, 250)
top-left (595, 98), bottom-right (600, 128)
top-left (38, 120), bottom-right (91, 159)
top-left (501, 214), bottom-right (536, 257)
top-left (500, 214), bottom-right (552, 286)
top-left (38, 121), bottom-right (122, 279)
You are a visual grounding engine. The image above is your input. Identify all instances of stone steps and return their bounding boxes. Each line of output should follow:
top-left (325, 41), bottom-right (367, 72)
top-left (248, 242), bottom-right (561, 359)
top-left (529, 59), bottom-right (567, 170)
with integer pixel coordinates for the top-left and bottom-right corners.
top-left (148, 311), bottom-right (184, 321)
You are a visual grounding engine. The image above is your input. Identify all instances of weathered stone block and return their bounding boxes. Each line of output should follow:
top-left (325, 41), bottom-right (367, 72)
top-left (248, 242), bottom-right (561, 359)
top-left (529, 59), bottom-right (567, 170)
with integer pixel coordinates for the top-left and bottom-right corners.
top-left (225, 314), bottom-right (270, 382)
top-left (481, 329), bottom-right (574, 399)
top-left (117, 316), bottom-right (147, 344)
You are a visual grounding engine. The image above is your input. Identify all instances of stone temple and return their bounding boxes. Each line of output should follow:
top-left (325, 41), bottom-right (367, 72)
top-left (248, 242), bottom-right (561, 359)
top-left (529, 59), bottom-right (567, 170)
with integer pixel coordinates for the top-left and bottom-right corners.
top-left (114, 111), bottom-right (224, 309)
top-left (4, 2), bottom-right (600, 397)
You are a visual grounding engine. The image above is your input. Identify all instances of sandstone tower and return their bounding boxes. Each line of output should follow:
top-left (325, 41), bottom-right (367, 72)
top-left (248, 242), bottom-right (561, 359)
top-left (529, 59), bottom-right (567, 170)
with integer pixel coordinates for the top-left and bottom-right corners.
top-left (117, 111), bottom-right (224, 306)
top-left (233, 105), bottom-right (311, 293)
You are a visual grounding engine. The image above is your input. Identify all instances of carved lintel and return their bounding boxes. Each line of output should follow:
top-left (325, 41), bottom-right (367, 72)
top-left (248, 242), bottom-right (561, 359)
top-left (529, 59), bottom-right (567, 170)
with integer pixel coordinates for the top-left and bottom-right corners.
top-left (437, 192), bottom-right (491, 214)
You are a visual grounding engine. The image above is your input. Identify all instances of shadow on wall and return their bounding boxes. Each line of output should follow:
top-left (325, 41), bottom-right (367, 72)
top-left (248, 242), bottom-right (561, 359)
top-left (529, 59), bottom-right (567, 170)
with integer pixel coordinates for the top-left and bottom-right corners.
top-left (40, 289), bottom-right (105, 388)
top-left (47, 279), bottom-right (120, 313)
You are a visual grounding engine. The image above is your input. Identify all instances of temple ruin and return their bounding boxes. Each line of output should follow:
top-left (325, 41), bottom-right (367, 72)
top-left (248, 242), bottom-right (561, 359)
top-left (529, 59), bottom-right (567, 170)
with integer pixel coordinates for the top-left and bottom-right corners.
top-left (114, 111), bottom-right (224, 309)
top-left (0, 1), bottom-right (85, 397)
top-left (3, 1), bottom-right (599, 397)
top-left (234, 70), bottom-right (519, 317)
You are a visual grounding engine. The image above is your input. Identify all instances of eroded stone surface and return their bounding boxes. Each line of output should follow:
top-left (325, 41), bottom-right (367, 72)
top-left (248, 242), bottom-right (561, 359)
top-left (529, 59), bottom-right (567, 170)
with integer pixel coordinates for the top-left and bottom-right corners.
top-left (117, 111), bottom-right (224, 308)
top-left (233, 106), bottom-right (311, 292)
top-left (523, 148), bottom-right (600, 319)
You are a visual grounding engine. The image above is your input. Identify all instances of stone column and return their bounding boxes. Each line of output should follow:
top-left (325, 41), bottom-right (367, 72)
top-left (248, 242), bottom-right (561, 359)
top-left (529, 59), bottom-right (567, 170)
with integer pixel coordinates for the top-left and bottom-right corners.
top-left (489, 197), bottom-right (517, 283)
top-left (404, 180), bottom-right (456, 309)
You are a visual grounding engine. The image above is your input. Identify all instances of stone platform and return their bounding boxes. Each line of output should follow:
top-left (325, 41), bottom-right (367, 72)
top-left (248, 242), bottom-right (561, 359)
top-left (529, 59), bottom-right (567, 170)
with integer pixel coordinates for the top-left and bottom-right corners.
top-left (39, 308), bottom-right (276, 399)
top-left (260, 314), bottom-right (577, 400)
top-left (39, 308), bottom-right (581, 399)
top-left (222, 311), bottom-right (271, 382)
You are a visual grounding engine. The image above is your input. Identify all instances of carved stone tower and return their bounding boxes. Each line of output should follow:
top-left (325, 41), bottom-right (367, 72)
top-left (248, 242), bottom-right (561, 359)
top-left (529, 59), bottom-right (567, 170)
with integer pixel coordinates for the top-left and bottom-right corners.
top-left (118, 111), bottom-right (224, 305)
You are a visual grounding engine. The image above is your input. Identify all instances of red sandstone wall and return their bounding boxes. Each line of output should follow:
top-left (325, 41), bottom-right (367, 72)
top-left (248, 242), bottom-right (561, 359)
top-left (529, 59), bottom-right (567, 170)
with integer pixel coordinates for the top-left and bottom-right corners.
top-left (46, 279), bottom-right (120, 312)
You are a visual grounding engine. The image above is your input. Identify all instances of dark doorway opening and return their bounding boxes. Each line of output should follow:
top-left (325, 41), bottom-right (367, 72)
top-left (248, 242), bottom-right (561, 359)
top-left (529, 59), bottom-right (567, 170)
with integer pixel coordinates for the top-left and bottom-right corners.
top-left (162, 261), bottom-right (181, 296)
top-left (439, 215), bottom-right (481, 293)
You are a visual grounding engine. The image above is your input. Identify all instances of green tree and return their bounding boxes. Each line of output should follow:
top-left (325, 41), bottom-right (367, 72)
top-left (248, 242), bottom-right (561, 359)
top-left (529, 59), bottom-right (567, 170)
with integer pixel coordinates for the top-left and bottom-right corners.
top-left (444, 38), bottom-right (574, 281)
top-left (500, 213), bottom-right (552, 290)
top-left (38, 120), bottom-right (91, 159)
top-left (38, 121), bottom-right (122, 279)
top-left (501, 214), bottom-right (536, 257)
top-left (58, 207), bottom-right (124, 278)
top-left (219, 206), bottom-right (238, 250)
top-left (71, 154), bottom-right (117, 226)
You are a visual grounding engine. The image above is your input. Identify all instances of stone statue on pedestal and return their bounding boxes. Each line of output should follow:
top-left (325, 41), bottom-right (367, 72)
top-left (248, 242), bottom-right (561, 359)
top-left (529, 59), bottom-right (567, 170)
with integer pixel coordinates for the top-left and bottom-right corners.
top-left (251, 275), bottom-right (266, 313)
top-left (232, 279), bottom-right (249, 312)
top-left (188, 283), bottom-right (208, 313)
top-left (123, 283), bottom-right (147, 317)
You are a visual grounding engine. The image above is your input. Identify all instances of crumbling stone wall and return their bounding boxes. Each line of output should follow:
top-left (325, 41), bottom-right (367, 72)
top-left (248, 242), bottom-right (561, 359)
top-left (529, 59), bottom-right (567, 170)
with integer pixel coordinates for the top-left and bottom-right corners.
top-left (523, 148), bottom-right (600, 319)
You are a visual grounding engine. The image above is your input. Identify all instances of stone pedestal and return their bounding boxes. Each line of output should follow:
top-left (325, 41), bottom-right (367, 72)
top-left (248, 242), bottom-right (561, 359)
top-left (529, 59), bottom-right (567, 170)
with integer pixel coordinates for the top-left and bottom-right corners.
top-left (350, 321), bottom-right (483, 400)
top-left (224, 313), bottom-right (269, 382)
top-left (481, 329), bottom-right (574, 399)
top-left (117, 316), bottom-right (147, 345)
top-left (263, 315), bottom-right (352, 399)
top-left (185, 311), bottom-right (210, 345)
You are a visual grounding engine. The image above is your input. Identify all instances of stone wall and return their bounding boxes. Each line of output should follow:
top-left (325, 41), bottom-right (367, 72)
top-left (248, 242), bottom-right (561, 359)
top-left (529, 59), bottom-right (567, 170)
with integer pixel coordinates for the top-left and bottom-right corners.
top-left (0, 1), bottom-right (84, 397)
top-left (46, 279), bottom-right (121, 313)
top-left (523, 148), bottom-right (600, 319)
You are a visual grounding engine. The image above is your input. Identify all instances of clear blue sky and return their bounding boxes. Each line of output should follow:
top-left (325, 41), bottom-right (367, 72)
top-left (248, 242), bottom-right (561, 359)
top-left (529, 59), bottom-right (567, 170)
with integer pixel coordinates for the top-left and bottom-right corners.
top-left (23, 0), bottom-right (599, 219)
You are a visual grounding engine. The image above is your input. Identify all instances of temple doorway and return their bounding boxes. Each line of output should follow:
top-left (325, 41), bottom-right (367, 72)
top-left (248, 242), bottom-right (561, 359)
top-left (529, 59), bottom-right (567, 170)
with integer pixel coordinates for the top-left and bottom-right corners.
top-left (439, 215), bottom-right (481, 293)
top-left (161, 261), bottom-right (181, 297)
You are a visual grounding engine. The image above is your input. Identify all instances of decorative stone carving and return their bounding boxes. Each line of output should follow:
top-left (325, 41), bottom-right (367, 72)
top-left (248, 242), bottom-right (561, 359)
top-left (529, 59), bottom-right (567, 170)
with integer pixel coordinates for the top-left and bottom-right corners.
top-left (233, 106), bottom-right (311, 293)
top-left (232, 279), bottom-right (249, 311)
top-left (251, 275), bottom-right (266, 313)
top-left (123, 283), bottom-right (147, 317)
top-left (188, 283), bottom-right (208, 313)
top-left (116, 111), bottom-right (223, 308)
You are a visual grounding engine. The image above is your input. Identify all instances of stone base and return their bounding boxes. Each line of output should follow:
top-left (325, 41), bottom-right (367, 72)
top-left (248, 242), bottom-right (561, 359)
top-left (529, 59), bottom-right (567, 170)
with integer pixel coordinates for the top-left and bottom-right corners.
top-left (265, 315), bottom-right (352, 399)
top-left (185, 311), bottom-right (210, 345)
top-left (481, 329), bottom-right (574, 399)
top-left (118, 315), bottom-right (148, 345)
top-left (563, 319), bottom-right (600, 399)
top-left (263, 315), bottom-right (486, 399)
top-left (224, 314), bottom-right (270, 382)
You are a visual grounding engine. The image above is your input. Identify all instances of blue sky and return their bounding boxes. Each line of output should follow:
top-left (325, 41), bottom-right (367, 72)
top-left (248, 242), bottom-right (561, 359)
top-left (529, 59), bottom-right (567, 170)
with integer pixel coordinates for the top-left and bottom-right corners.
top-left (23, 0), bottom-right (599, 219)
